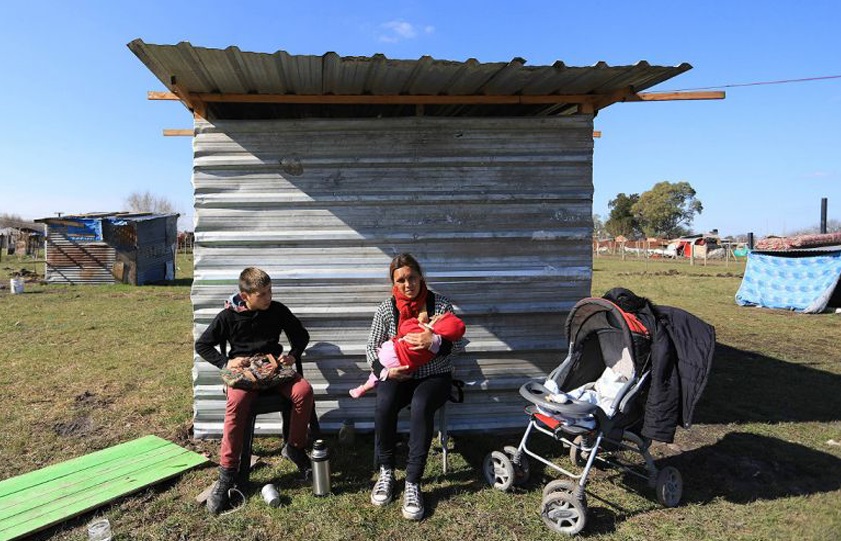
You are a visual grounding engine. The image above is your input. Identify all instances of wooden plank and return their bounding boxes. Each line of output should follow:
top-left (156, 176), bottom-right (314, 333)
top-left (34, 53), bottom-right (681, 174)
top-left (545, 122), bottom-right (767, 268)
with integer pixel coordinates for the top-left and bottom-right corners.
top-left (148, 90), bottom-right (601, 105)
top-left (163, 129), bottom-right (194, 136)
top-left (1, 444), bottom-right (189, 513)
top-left (635, 90), bottom-right (725, 101)
top-left (0, 436), bottom-right (170, 497)
top-left (0, 436), bottom-right (207, 541)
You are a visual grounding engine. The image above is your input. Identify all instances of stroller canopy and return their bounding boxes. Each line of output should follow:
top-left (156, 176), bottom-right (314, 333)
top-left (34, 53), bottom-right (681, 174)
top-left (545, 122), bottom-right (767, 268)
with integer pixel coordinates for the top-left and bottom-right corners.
top-left (560, 297), bottom-right (651, 391)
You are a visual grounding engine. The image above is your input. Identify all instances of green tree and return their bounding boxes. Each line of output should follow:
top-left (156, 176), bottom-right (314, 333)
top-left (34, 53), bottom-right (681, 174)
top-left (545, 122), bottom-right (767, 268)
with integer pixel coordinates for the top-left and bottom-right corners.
top-left (632, 181), bottom-right (702, 238)
top-left (605, 193), bottom-right (641, 238)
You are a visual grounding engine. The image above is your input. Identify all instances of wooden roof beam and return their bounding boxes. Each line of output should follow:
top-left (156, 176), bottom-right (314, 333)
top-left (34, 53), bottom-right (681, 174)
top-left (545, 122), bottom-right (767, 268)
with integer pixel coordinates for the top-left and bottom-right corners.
top-left (594, 89), bottom-right (726, 110)
top-left (168, 78), bottom-right (206, 119)
top-left (633, 91), bottom-right (726, 101)
top-left (161, 127), bottom-right (603, 138)
top-left (148, 89), bottom-right (723, 107)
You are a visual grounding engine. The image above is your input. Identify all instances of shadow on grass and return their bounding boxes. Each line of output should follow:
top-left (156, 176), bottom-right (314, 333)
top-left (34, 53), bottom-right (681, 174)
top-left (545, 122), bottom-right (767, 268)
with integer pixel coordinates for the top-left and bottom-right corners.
top-left (670, 432), bottom-right (841, 504)
top-left (461, 427), bottom-right (841, 535)
top-left (696, 344), bottom-right (841, 425)
top-left (154, 277), bottom-right (192, 287)
top-left (583, 432), bottom-right (841, 536)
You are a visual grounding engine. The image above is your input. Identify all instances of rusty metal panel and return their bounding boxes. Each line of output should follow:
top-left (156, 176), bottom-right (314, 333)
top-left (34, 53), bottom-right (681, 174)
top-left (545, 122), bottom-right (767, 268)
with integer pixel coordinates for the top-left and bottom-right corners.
top-left (190, 115), bottom-right (593, 437)
top-left (43, 236), bottom-right (118, 284)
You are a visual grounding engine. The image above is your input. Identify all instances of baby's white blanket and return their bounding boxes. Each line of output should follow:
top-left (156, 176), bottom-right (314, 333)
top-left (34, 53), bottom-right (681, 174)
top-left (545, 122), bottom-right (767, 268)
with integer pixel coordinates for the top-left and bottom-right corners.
top-left (540, 366), bottom-right (629, 428)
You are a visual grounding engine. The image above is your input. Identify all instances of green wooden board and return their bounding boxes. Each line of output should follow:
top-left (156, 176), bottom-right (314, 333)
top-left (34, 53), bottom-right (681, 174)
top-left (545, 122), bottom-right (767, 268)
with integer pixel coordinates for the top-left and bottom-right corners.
top-left (0, 435), bottom-right (208, 541)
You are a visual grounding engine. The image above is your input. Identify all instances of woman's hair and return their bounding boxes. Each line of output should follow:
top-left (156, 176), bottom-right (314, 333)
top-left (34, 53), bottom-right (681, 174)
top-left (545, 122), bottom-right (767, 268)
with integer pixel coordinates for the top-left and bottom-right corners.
top-left (239, 267), bottom-right (272, 293)
top-left (388, 253), bottom-right (424, 282)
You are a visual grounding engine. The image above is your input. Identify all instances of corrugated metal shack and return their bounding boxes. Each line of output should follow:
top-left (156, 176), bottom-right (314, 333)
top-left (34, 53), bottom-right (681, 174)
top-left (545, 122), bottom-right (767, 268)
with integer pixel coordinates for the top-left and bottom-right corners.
top-left (130, 40), bottom-right (695, 437)
top-left (36, 212), bottom-right (179, 285)
top-left (0, 225), bottom-right (44, 257)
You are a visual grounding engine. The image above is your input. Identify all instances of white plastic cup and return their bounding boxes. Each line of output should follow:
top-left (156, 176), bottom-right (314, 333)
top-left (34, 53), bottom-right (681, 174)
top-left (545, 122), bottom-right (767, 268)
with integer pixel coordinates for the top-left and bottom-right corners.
top-left (261, 483), bottom-right (280, 507)
top-left (9, 279), bottom-right (24, 295)
top-left (87, 518), bottom-right (112, 541)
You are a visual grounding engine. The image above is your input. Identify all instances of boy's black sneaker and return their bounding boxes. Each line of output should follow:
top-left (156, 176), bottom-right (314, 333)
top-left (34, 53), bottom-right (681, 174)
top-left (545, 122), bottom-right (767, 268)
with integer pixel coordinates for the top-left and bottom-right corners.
top-left (282, 443), bottom-right (311, 476)
top-left (206, 467), bottom-right (237, 515)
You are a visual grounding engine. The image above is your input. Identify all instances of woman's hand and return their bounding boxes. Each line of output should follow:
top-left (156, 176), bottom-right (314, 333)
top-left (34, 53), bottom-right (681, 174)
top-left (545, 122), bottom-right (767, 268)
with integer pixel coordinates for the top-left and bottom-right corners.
top-left (387, 365), bottom-right (412, 381)
top-left (402, 327), bottom-right (434, 351)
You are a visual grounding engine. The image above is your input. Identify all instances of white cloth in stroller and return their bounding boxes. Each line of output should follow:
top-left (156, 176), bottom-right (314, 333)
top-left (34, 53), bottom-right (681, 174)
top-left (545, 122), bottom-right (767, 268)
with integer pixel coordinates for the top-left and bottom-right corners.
top-left (538, 347), bottom-right (634, 429)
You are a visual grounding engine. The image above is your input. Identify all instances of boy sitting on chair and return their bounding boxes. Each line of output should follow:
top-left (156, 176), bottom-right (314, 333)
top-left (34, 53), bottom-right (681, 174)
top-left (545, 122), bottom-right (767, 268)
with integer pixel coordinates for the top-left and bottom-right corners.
top-left (195, 267), bottom-right (313, 514)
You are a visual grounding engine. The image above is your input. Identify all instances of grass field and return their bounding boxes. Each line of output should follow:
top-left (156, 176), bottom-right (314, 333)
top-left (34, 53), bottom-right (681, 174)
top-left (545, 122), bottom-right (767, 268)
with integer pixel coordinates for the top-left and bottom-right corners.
top-left (2, 254), bottom-right (840, 540)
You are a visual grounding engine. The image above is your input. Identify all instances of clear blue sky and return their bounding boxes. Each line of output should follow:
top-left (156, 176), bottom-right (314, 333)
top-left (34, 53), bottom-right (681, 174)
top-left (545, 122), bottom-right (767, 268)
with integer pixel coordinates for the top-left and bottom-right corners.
top-left (3, 1), bottom-right (839, 237)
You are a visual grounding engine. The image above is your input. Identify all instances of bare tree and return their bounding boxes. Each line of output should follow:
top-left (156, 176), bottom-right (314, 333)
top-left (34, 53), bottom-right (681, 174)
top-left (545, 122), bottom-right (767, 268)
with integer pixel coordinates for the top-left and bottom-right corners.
top-left (123, 191), bottom-right (176, 214)
top-left (0, 213), bottom-right (26, 228)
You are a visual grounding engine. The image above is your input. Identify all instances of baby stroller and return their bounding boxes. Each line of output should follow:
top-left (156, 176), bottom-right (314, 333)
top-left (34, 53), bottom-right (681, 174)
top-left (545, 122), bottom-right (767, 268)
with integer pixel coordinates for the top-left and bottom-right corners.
top-left (483, 296), bottom-right (683, 535)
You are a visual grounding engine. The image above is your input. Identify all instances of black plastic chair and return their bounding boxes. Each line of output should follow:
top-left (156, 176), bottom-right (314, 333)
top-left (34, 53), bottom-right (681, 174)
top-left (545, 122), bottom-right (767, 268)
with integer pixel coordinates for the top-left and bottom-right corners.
top-left (218, 343), bottom-right (320, 486)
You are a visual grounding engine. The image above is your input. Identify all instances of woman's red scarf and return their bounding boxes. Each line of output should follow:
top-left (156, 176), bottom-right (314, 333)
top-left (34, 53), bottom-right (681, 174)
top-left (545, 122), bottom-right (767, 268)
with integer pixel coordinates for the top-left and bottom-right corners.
top-left (392, 281), bottom-right (429, 327)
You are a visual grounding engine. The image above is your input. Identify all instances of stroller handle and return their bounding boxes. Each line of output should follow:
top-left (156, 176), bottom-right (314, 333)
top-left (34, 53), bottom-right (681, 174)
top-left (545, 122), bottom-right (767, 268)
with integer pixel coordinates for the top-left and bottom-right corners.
top-left (519, 380), bottom-right (598, 417)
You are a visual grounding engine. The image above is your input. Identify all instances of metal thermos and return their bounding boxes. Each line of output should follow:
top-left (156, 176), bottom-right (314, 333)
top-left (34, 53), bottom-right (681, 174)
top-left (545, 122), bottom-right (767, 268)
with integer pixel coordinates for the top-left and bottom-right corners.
top-left (311, 439), bottom-right (331, 496)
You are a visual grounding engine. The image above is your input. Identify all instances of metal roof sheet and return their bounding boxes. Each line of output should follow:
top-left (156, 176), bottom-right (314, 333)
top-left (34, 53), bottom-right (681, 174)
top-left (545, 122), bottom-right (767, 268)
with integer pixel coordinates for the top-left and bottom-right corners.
top-left (129, 40), bottom-right (692, 119)
top-left (36, 212), bottom-right (179, 223)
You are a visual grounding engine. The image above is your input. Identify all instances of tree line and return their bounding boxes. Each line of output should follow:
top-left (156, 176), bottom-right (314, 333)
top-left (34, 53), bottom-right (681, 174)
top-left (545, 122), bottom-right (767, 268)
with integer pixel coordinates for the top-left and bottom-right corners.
top-left (596, 181), bottom-right (703, 240)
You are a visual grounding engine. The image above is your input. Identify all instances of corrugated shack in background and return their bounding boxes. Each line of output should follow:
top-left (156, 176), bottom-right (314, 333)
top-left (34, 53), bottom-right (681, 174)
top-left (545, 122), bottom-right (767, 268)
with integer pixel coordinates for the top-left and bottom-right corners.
top-left (35, 212), bottom-right (179, 285)
top-left (130, 40), bottom-right (699, 437)
top-left (0, 225), bottom-right (44, 257)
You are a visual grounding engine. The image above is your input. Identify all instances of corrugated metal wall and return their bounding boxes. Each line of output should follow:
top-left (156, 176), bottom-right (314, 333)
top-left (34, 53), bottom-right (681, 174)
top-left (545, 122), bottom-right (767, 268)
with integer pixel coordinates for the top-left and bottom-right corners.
top-left (191, 115), bottom-right (594, 437)
top-left (44, 234), bottom-right (117, 285)
top-left (134, 216), bottom-right (179, 284)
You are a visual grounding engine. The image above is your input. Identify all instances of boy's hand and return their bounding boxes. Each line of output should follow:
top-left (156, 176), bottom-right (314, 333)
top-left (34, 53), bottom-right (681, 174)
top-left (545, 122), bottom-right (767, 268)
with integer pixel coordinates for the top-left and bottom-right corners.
top-left (227, 357), bottom-right (251, 369)
top-left (278, 354), bottom-right (296, 367)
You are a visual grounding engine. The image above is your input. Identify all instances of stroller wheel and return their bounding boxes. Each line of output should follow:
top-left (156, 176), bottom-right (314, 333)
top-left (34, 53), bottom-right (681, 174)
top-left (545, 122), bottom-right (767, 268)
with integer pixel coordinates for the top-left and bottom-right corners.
top-left (543, 479), bottom-right (575, 498)
top-left (503, 445), bottom-right (530, 486)
top-left (541, 491), bottom-right (587, 535)
top-left (543, 479), bottom-right (587, 508)
top-left (655, 466), bottom-right (683, 508)
top-left (569, 435), bottom-right (590, 467)
top-left (483, 451), bottom-right (515, 491)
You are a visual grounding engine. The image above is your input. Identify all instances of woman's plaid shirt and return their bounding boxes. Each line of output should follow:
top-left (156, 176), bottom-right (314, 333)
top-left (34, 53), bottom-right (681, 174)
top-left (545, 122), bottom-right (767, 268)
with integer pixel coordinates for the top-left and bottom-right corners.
top-left (365, 291), bottom-right (465, 379)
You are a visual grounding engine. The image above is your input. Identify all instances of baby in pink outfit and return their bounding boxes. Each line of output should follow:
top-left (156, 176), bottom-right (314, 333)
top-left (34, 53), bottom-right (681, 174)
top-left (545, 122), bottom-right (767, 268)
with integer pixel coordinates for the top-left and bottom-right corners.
top-left (349, 312), bottom-right (465, 398)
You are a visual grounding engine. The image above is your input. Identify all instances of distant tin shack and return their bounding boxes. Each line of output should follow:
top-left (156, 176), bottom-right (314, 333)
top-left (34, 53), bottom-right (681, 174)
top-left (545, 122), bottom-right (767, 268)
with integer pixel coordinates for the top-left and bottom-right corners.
top-left (130, 40), bottom-right (719, 436)
top-left (36, 212), bottom-right (179, 285)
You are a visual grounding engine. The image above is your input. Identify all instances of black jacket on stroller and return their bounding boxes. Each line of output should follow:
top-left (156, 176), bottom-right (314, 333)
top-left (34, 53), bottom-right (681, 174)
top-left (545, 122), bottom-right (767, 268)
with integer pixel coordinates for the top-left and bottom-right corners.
top-left (604, 288), bottom-right (715, 443)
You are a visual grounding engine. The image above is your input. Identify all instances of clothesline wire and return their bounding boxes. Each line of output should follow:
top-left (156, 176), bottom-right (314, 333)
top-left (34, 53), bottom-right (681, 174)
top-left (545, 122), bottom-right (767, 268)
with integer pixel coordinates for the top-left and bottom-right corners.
top-left (648, 74), bottom-right (841, 93)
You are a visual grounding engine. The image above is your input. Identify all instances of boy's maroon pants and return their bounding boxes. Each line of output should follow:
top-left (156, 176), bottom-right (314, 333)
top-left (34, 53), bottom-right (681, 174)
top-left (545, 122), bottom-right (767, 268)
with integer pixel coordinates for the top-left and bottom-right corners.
top-left (219, 374), bottom-right (314, 469)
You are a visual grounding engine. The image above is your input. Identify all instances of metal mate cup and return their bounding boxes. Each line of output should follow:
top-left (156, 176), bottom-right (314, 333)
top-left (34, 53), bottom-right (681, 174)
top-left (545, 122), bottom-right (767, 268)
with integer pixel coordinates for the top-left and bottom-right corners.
top-left (261, 483), bottom-right (281, 507)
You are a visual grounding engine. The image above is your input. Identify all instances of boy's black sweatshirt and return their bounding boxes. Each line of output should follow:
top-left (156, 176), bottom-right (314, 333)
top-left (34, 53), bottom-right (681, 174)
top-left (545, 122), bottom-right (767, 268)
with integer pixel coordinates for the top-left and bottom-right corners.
top-left (195, 300), bottom-right (310, 369)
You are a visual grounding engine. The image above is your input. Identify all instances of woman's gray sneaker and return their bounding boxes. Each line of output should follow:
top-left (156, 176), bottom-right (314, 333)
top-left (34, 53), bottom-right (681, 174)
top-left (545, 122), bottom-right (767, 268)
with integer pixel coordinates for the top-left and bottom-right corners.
top-left (402, 481), bottom-right (424, 520)
top-left (371, 466), bottom-right (395, 506)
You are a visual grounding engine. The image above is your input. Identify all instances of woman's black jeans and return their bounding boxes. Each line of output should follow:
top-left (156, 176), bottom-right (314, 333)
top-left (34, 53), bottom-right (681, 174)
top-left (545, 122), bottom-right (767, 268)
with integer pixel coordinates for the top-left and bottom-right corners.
top-left (374, 372), bottom-right (452, 483)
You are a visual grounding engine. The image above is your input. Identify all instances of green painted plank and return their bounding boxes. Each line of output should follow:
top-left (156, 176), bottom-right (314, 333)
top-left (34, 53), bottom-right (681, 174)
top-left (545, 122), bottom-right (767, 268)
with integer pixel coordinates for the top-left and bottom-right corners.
top-left (0, 444), bottom-right (191, 518)
top-left (2, 451), bottom-right (208, 541)
top-left (0, 436), bottom-right (208, 541)
top-left (0, 435), bottom-right (171, 497)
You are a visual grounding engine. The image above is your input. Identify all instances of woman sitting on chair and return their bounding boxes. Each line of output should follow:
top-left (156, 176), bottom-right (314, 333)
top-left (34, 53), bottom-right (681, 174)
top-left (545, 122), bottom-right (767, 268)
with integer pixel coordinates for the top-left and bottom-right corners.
top-left (366, 253), bottom-right (465, 521)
